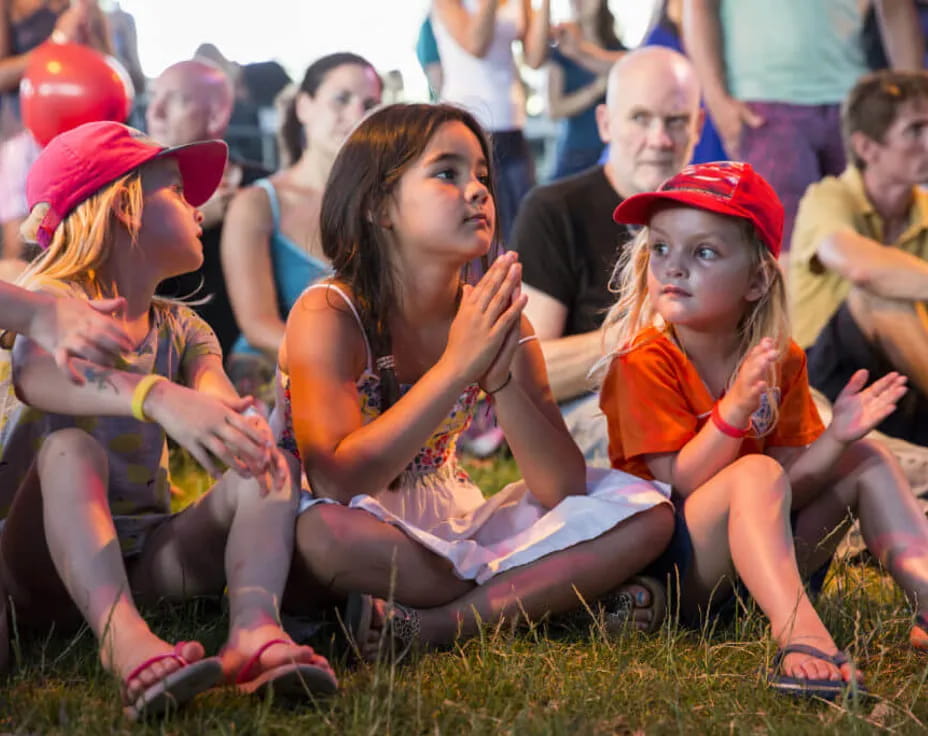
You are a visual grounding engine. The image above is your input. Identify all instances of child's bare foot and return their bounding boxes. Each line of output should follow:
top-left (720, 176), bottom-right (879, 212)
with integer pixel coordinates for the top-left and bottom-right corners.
top-left (768, 638), bottom-right (866, 700)
top-left (346, 593), bottom-right (422, 663)
top-left (602, 576), bottom-right (666, 634)
top-left (222, 623), bottom-right (337, 697)
top-left (99, 627), bottom-right (220, 719)
top-left (780, 643), bottom-right (855, 684)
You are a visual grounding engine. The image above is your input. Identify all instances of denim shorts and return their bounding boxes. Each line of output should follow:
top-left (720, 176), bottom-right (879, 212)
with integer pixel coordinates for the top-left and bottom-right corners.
top-left (644, 501), bottom-right (831, 629)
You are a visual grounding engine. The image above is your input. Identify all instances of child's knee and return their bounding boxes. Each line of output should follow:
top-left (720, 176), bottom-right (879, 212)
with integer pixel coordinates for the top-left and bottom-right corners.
top-left (837, 437), bottom-right (900, 483)
top-left (844, 437), bottom-right (892, 464)
top-left (641, 503), bottom-right (675, 547)
top-left (295, 504), bottom-right (352, 574)
top-left (37, 428), bottom-right (107, 475)
top-left (729, 454), bottom-right (790, 503)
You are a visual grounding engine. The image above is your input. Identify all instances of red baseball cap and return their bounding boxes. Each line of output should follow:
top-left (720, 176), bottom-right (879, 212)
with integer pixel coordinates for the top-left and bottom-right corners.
top-left (26, 121), bottom-right (228, 248)
top-left (611, 161), bottom-right (784, 257)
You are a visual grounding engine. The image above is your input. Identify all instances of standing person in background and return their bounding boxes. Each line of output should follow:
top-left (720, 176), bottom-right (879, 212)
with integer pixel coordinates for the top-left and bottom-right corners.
top-left (415, 15), bottom-right (443, 101)
top-left (0, 0), bottom-right (111, 265)
top-left (431, 0), bottom-right (550, 244)
top-left (149, 59), bottom-right (261, 358)
top-left (546, 0), bottom-right (624, 180)
top-left (104, 1), bottom-right (144, 96)
top-left (221, 53), bottom-right (382, 407)
top-left (683, 0), bottom-right (924, 259)
top-left (640, 0), bottom-right (724, 165)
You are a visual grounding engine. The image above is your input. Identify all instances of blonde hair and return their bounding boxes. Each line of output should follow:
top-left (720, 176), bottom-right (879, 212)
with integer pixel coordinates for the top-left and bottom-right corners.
top-left (18, 173), bottom-right (145, 299)
top-left (599, 217), bottom-right (790, 434)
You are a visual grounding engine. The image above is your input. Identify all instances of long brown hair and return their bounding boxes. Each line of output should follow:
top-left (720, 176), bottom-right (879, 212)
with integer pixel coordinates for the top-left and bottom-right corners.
top-left (319, 103), bottom-right (501, 416)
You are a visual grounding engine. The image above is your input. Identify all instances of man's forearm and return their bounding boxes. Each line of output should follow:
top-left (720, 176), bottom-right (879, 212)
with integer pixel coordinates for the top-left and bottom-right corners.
top-left (538, 329), bottom-right (603, 402)
top-left (819, 229), bottom-right (928, 301)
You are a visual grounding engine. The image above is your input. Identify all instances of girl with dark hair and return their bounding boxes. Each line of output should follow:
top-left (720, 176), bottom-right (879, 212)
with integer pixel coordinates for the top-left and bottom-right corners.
top-left (221, 52), bottom-right (381, 407)
top-left (275, 103), bottom-right (674, 659)
top-left (547, 0), bottom-right (625, 180)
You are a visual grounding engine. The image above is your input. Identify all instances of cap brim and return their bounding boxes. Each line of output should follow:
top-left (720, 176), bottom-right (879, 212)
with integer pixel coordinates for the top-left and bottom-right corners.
top-left (156, 139), bottom-right (229, 207)
top-left (613, 190), bottom-right (753, 229)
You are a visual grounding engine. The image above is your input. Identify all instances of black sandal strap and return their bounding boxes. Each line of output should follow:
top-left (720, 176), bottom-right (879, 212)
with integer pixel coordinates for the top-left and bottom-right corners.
top-left (772, 643), bottom-right (849, 670)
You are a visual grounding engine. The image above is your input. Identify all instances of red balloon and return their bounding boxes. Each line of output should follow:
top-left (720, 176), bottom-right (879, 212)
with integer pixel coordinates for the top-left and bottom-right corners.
top-left (20, 41), bottom-right (134, 147)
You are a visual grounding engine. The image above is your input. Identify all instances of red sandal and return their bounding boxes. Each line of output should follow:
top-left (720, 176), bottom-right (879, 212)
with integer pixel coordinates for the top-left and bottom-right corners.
top-left (122, 641), bottom-right (222, 721)
top-left (233, 638), bottom-right (338, 699)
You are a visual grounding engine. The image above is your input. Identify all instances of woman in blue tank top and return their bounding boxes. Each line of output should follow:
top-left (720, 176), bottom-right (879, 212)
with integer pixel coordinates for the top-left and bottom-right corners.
top-left (221, 52), bottom-right (382, 406)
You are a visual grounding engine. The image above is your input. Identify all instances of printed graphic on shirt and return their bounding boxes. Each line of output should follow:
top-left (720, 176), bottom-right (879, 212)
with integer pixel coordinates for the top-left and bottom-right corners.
top-left (750, 386), bottom-right (781, 436)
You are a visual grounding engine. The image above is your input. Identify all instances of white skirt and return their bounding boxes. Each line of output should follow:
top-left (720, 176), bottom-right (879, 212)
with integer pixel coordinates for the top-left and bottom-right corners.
top-left (299, 467), bottom-right (670, 585)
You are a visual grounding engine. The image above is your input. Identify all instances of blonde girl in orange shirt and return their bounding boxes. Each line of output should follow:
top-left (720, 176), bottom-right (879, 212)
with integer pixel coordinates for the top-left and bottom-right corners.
top-left (600, 161), bottom-right (928, 700)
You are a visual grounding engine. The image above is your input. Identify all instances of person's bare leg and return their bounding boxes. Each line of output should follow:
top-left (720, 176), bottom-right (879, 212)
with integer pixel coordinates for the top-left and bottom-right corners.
top-left (6, 429), bottom-right (207, 704)
top-left (411, 505), bottom-right (674, 644)
top-left (294, 501), bottom-right (674, 645)
top-left (848, 288), bottom-right (928, 396)
top-left (131, 461), bottom-right (332, 682)
top-left (290, 503), bottom-right (476, 609)
top-left (681, 454), bottom-right (853, 684)
top-left (792, 438), bottom-right (928, 649)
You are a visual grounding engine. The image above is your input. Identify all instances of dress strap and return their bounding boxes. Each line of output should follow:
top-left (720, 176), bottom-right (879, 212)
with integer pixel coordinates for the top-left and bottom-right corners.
top-left (304, 283), bottom-right (374, 374)
top-left (254, 178), bottom-right (282, 229)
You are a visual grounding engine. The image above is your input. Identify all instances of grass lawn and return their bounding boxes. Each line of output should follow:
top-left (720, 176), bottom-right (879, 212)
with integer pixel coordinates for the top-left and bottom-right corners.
top-left (3, 451), bottom-right (928, 734)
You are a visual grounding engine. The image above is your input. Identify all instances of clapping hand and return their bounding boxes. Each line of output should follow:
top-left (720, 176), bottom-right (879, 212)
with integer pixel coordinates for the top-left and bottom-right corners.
top-left (829, 369), bottom-right (908, 443)
top-left (716, 337), bottom-right (779, 430)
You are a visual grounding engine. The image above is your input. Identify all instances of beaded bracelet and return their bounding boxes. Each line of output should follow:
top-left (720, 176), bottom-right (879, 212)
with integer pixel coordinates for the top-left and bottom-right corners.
top-left (131, 374), bottom-right (167, 422)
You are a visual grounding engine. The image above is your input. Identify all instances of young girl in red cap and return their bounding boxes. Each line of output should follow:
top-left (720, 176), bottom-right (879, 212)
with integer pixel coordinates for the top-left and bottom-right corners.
top-left (600, 160), bottom-right (928, 700)
top-left (277, 103), bottom-right (674, 660)
top-left (0, 121), bottom-right (336, 719)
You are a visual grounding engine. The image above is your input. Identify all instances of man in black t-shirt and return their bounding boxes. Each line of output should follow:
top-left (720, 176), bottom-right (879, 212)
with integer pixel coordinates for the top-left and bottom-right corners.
top-left (511, 47), bottom-right (703, 465)
top-left (148, 60), bottom-right (267, 357)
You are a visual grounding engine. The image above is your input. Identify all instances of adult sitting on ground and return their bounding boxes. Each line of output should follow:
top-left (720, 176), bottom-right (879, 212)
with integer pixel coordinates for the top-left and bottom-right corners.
top-left (149, 59), bottom-right (260, 358)
top-left (791, 69), bottom-right (928, 452)
top-left (510, 46), bottom-right (702, 466)
top-left (221, 52), bottom-right (382, 407)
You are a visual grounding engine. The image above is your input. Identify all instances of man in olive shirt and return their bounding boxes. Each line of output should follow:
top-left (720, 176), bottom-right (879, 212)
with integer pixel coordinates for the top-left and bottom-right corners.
top-left (790, 70), bottom-right (928, 446)
top-left (511, 47), bottom-right (703, 465)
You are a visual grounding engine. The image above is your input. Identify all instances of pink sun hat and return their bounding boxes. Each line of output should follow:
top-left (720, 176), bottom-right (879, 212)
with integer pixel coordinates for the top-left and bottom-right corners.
top-left (26, 120), bottom-right (228, 248)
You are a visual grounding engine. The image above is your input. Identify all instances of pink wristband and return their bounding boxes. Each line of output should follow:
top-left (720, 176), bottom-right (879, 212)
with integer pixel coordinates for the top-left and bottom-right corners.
top-left (711, 402), bottom-right (750, 438)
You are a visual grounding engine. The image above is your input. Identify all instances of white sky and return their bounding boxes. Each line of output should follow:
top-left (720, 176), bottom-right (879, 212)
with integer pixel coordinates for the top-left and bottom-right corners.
top-left (112, 0), bottom-right (659, 101)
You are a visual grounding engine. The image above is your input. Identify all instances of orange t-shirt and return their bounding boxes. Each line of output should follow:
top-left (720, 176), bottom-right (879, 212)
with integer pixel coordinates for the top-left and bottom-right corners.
top-left (599, 327), bottom-right (825, 480)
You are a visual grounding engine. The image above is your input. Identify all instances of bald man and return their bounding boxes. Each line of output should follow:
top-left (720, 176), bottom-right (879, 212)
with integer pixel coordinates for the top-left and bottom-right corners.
top-left (510, 46), bottom-right (703, 466)
top-left (149, 60), bottom-right (264, 355)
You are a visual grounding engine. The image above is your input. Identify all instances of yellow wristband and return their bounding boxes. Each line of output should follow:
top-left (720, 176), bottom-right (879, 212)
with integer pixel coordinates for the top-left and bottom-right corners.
top-left (131, 374), bottom-right (167, 422)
